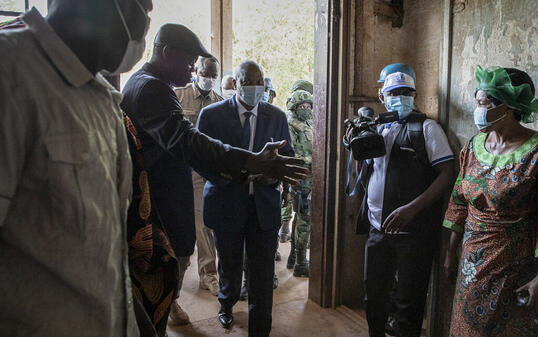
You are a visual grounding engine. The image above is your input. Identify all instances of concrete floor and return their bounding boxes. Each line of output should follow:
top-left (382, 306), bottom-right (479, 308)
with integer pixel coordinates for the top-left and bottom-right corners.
top-left (168, 299), bottom-right (368, 337)
top-left (167, 241), bottom-right (369, 337)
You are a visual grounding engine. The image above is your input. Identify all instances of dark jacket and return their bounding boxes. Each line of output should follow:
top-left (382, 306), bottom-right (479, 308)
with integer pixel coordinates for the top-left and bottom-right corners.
top-left (120, 63), bottom-right (250, 256)
top-left (197, 95), bottom-right (294, 231)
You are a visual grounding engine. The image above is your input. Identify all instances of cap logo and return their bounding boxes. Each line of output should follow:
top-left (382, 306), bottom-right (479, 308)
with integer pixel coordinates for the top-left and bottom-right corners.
top-left (381, 71), bottom-right (416, 93)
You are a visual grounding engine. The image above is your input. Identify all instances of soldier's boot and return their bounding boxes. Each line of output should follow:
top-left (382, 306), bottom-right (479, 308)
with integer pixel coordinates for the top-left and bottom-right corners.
top-left (293, 247), bottom-right (309, 277)
top-left (280, 203), bottom-right (292, 243)
top-left (286, 239), bottom-right (296, 269)
top-left (279, 226), bottom-right (291, 243)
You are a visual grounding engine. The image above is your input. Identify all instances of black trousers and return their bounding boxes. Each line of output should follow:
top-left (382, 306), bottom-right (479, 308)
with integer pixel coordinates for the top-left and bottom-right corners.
top-left (364, 226), bottom-right (435, 337)
top-left (213, 197), bottom-right (278, 337)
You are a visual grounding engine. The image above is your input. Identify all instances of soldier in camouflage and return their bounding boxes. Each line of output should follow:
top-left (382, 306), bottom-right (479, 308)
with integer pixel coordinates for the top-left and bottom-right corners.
top-left (280, 80), bottom-right (313, 243)
top-left (285, 89), bottom-right (313, 277)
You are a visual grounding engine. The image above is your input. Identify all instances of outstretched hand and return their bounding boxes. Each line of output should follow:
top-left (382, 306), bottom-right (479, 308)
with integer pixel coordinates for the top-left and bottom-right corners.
top-left (244, 140), bottom-right (309, 185)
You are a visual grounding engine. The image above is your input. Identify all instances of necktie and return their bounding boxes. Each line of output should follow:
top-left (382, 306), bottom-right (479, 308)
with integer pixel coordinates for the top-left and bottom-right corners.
top-left (241, 111), bottom-right (253, 150)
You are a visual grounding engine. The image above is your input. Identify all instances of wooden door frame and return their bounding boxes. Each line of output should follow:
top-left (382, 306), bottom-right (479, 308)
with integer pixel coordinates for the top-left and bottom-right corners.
top-left (309, 0), bottom-right (346, 308)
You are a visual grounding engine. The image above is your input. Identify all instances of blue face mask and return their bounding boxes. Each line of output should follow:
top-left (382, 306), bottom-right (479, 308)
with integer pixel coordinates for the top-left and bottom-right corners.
top-left (385, 95), bottom-right (414, 120)
top-left (473, 104), bottom-right (506, 131)
top-left (239, 85), bottom-right (265, 107)
top-left (262, 92), bottom-right (270, 102)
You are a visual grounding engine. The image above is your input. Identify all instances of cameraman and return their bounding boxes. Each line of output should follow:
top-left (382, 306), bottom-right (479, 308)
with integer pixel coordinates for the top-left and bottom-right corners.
top-left (354, 71), bottom-right (455, 337)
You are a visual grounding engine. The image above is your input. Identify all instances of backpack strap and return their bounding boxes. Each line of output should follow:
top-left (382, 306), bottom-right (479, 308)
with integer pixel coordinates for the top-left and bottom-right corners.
top-left (406, 112), bottom-right (429, 166)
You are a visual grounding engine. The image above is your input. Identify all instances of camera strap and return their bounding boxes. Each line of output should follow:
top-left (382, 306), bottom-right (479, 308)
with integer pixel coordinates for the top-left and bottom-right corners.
top-left (345, 152), bottom-right (369, 196)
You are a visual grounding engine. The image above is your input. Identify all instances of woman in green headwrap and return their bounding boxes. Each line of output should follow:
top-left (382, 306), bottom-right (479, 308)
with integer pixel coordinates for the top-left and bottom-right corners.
top-left (443, 66), bottom-right (538, 336)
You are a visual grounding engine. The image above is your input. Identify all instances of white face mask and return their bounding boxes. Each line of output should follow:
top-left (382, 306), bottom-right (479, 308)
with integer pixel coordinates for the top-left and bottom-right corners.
top-left (473, 103), bottom-right (506, 131)
top-left (197, 76), bottom-right (217, 91)
top-left (107, 0), bottom-right (148, 75)
top-left (222, 89), bottom-right (235, 99)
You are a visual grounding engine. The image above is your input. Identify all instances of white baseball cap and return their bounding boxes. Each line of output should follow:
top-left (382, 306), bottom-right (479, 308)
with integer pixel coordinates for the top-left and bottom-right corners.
top-left (381, 72), bottom-right (416, 93)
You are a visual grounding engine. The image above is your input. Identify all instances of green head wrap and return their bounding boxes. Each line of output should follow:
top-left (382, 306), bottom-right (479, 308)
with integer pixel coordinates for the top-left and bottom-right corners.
top-left (475, 65), bottom-right (538, 123)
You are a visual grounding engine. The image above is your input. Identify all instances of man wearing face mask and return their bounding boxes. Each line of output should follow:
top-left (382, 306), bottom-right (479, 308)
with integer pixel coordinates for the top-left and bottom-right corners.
top-left (121, 24), bottom-right (308, 330)
top-left (197, 60), bottom-right (294, 336)
top-left (285, 90), bottom-right (313, 277)
top-left (354, 71), bottom-right (455, 337)
top-left (263, 77), bottom-right (277, 104)
top-left (221, 74), bottom-right (236, 99)
top-left (280, 80), bottom-right (314, 244)
top-left (375, 63), bottom-right (416, 337)
top-left (0, 0), bottom-right (152, 336)
top-left (175, 56), bottom-right (223, 297)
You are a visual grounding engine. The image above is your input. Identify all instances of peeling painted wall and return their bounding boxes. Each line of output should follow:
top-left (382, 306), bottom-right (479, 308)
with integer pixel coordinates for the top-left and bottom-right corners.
top-left (448, 0), bottom-right (538, 150)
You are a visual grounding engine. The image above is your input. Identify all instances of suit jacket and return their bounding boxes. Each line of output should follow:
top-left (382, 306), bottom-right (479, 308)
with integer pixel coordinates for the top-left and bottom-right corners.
top-left (197, 96), bottom-right (295, 231)
top-left (120, 63), bottom-right (250, 256)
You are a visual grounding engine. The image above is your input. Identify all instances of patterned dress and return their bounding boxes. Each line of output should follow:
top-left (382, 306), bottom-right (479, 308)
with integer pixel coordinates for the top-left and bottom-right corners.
top-left (443, 131), bottom-right (538, 337)
top-left (124, 115), bottom-right (179, 337)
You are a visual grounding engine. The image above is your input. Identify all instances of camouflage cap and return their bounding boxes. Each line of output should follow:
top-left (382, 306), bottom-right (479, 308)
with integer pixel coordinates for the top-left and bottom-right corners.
top-left (291, 80), bottom-right (313, 94)
top-left (286, 90), bottom-right (313, 111)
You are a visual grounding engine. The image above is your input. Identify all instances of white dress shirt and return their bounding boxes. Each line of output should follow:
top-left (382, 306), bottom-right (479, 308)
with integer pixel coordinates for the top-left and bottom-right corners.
top-left (236, 95), bottom-right (259, 194)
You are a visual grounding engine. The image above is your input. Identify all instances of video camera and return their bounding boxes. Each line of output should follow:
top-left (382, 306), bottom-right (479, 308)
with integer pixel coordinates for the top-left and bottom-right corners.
top-left (343, 107), bottom-right (399, 161)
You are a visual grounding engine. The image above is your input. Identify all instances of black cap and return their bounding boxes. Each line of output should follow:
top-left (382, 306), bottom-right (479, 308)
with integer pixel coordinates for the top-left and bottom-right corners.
top-left (154, 24), bottom-right (214, 59)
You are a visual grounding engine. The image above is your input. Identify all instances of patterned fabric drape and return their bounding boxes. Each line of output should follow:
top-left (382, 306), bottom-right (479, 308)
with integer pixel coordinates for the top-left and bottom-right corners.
top-left (124, 114), bottom-right (179, 336)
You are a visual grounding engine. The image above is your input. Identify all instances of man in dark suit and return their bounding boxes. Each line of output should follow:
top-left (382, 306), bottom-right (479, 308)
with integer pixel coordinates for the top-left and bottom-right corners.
top-left (121, 25), bottom-right (307, 330)
top-left (197, 60), bottom-right (294, 337)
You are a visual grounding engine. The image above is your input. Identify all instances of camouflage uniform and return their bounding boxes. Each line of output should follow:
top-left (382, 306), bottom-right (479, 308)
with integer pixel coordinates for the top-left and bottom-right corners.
top-left (280, 111), bottom-right (294, 242)
top-left (285, 90), bottom-right (313, 277)
top-left (280, 81), bottom-right (312, 242)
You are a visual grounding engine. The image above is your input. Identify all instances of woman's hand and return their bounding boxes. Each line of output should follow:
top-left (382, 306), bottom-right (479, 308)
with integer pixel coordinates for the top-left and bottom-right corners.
top-left (515, 275), bottom-right (538, 309)
top-left (443, 250), bottom-right (459, 283)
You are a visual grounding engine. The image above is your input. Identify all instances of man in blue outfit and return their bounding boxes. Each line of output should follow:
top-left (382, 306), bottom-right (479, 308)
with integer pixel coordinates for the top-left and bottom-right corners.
top-left (197, 60), bottom-right (293, 336)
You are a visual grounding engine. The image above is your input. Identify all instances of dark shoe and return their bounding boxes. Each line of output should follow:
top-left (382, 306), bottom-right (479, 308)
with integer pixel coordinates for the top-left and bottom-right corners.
top-left (385, 317), bottom-right (396, 336)
top-left (275, 250), bottom-right (282, 261)
top-left (293, 247), bottom-right (310, 277)
top-left (218, 311), bottom-right (234, 329)
top-left (286, 240), bottom-right (296, 269)
top-left (273, 274), bottom-right (279, 289)
top-left (239, 278), bottom-right (248, 301)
